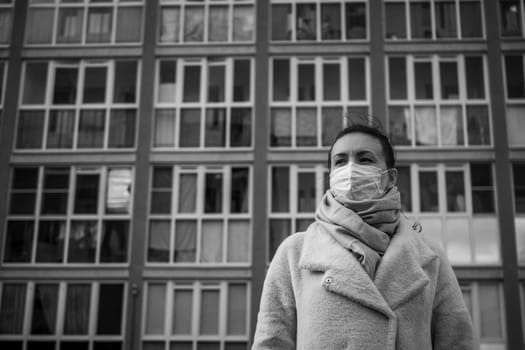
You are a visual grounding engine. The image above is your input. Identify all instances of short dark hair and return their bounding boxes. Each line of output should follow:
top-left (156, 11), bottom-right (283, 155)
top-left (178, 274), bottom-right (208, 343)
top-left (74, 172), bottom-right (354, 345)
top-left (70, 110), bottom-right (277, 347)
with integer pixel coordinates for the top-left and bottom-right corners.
top-left (327, 124), bottom-right (395, 169)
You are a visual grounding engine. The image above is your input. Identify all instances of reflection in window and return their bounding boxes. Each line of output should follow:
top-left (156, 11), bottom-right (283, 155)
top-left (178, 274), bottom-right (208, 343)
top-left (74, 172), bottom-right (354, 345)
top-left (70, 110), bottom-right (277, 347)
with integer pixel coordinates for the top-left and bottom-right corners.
top-left (86, 7), bottom-right (112, 43)
top-left (501, 0), bottom-right (522, 36)
top-left (184, 6), bottom-right (204, 42)
top-left (419, 171), bottom-right (438, 212)
top-left (345, 3), bottom-right (366, 39)
top-left (296, 4), bottom-right (316, 40)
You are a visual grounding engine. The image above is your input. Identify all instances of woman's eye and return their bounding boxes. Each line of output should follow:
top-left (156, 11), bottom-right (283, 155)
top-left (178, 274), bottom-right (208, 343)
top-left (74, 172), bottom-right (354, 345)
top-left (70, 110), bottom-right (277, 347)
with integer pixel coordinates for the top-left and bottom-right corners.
top-left (334, 158), bottom-right (344, 165)
top-left (360, 157), bottom-right (373, 163)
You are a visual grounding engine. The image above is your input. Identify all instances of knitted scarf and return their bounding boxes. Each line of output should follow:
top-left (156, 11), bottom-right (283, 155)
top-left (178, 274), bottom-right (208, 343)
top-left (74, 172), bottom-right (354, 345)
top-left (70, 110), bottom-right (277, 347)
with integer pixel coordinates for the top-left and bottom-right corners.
top-left (315, 187), bottom-right (402, 279)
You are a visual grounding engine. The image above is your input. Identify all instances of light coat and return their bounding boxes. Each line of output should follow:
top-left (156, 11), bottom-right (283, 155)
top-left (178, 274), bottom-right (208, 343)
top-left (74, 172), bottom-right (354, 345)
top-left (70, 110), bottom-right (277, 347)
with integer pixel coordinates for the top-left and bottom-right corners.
top-left (252, 217), bottom-right (475, 349)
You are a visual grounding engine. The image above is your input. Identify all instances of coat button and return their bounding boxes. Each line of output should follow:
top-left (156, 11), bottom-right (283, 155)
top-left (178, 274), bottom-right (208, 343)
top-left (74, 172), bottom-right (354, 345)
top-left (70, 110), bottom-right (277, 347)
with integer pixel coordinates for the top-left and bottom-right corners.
top-left (324, 276), bottom-right (334, 285)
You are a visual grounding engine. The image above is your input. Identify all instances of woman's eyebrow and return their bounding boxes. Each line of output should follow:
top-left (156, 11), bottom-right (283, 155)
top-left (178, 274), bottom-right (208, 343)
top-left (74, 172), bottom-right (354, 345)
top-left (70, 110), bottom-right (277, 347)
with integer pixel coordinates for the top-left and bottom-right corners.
top-left (355, 150), bottom-right (378, 158)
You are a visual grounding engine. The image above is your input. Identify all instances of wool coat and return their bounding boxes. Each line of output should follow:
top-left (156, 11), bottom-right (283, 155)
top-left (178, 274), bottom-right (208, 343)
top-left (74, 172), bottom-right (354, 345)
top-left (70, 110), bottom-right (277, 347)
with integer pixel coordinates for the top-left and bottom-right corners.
top-left (252, 217), bottom-right (475, 350)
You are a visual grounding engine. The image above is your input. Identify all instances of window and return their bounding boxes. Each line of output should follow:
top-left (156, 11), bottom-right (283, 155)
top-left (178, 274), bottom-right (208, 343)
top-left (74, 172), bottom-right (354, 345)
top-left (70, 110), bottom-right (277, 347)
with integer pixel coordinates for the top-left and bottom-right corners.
top-left (504, 55), bottom-right (525, 146)
top-left (17, 60), bottom-right (138, 150)
top-left (159, 0), bottom-right (254, 43)
top-left (270, 56), bottom-right (369, 148)
top-left (384, 0), bottom-right (483, 39)
top-left (0, 0), bottom-right (11, 45)
top-left (143, 281), bottom-right (250, 350)
top-left (500, 0), bottom-right (524, 37)
top-left (148, 165), bottom-right (251, 264)
top-left (271, 0), bottom-right (367, 41)
top-left (514, 164), bottom-right (525, 265)
top-left (268, 164), bottom-right (328, 261)
top-left (4, 166), bottom-right (133, 264)
top-left (0, 281), bottom-right (126, 349)
top-left (154, 58), bottom-right (253, 149)
top-left (387, 55), bottom-right (491, 147)
top-left (26, 0), bottom-right (143, 45)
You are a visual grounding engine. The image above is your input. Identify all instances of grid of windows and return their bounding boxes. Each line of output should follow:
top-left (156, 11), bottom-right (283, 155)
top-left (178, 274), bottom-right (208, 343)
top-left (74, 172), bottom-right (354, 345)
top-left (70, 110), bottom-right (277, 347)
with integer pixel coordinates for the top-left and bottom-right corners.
top-left (384, 0), bottom-right (484, 40)
top-left (4, 166), bottom-right (133, 264)
top-left (387, 55), bottom-right (491, 147)
top-left (500, 0), bottom-right (525, 37)
top-left (504, 54), bottom-right (525, 146)
top-left (148, 165), bottom-right (251, 264)
top-left (271, 0), bottom-right (367, 41)
top-left (0, 0), bottom-right (12, 45)
top-left (25, 0), bottom-right (143, 45)
top-left (159, 0), bottom-right (254, 43)
top-left (270, 56), bottom-right (369, 148)
top-left (143, 281), bottom-right (250, 350)
top-left (154, 58), bottom-right (252, 149)
top-left (0, 281), bottom-right (127, 350)
top-left (16, 60), bottom-right (138, 150)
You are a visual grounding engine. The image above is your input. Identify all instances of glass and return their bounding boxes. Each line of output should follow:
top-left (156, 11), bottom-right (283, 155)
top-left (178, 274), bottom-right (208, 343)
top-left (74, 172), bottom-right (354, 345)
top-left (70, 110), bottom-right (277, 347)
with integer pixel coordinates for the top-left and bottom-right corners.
top-left (273, 59), bottom-right (290, 101)
top-left (171, 342), bottom-right (192, 350)
top-left (54, 67), bottom-right (78, 104)
top-left (419, 171), bottom-right (438, 212)
top-left (444, 218), bottom-right (471, 264)
top-left (197, 344), bottom-right (219, 350)
top-left (272, 167), bottom-right (289, 212)
top-left (297, 172), bottom-right (316, 212)
top-left (435, 1), bottom-right (457, 38)
top-left (178, 173), bottom-right (197, 213)
top-left (106, 168), bottom-right (132, 214)
top-left (322, 107), bottom-right (342, 146)
top-left (388, 57), bottom-right (407, 100)
top-left (57, 8), bottom-right (83, 43)
top-left (116, 7), bottom-right (141, 42)
top-left (514, 164), bottom-right (525, 213)
top-left (385, 3), bottom-right (406, 39)
top-left (460, 2), bottom-right (482, 37)
top-left (231, 167), bottom-right (249, 213)
top-left (200, 290), bottom-right (219, 334)
top-left (389, 106), bottom-right (411, 146)
top-left (205, 108), bottom-right (225, 147)
top-left (47, 110), bottom-right (74, 148)
top-left (233, 5), bottom-right (254, 41)
top-left (516, 218), bottom-right (525, 265)
top-left (209, 6), bottom-right (228, 42)
top-left (208, 65), bottom-right (225, 102)
top-left (472, 218), bottom-right (500, 264)
top-left (83, 67), bottom-right (107, 103)
top-left (179, 109), bottom-right (200, 147)
top-left (64, 284), bottom-right (91, 334)
top-left (321, 3), bottom-right (341, 40)
top-left (445, 171), bottom-right (466, 212)
top-left (298, 63), bottom-right (315, 101)
top-left (414, 107), bottom-right (437, 145)
top-left (230, 108), bottom-right (251, 147)
top-left (507, 105), bottom-right (525, 145)
top-left (4, 221), bottom-right (34, 262)
top-left (146, 284), bottom-right (166, 334)
top-left (184, 6), bottom-right (204, 42)
top-left (158, 61), bottom-right (176, 103)
top-left (31, 284), bottom-right (59, 334)
top-left (465, 57), bottom-right (485, 99)
top-left (271, 108), bottom-right (291, 147)
top-left (505, 55), bottom-right (525, 98)
top-left (269, 219), bottom-right (290, 260)
top-left (41, 167), bottom-right (69, 214)
top-left (61, 342), bottom-right (88, 350)
top-left (16, 110), bottom-right (44, 149)
top-left (345, 3), bottom-right (366, 39)
top-left (23, 62), bottom-right (48, 104)
top-left (74, 173), bottom-right (99, 213)
top-left (500, 0), bottom-right (522, 36)
top-left (9, 167), bottom-right (38, 215)
top-left (114, 61), bottom-right (137, 103)
top-left (148, 221), bottom-right (170, 262)
top-left (160, 7), bottom-right (180, 43)
top-left (93, 342), bottom-right (122, 350)
top-left (26, 8), bottom-right (53, 44)
top-left (151, 167), bottom-right (172, 214)
top-left (68, 221), bottom-right (97, 263)
top-left (36, 220), bottom-right (65, 262)
top-left (470, 163), bottom-right (495, 213)
top-left (479, 283), bottom-right (503, 337)
top-left (183, 65), bottom-right (201, 102)
top-left (78, 110), bottom-right (105, 148)
top-left (466, 105), bottom-right (490, 145)
top-left (100, 220), bottom-right (128, 262)
top-left (410, 2), bottom-right (431, 38)
top-left (109, 109), bottom-right (135, 148)
top-left (174, 220), bottom-right (197, 262)
top-left (173, 289), bottom-right (192, 334)
top-left (227, 284), bottom-right (247, 335)
top-left (348, 58), bottom-right (366, 100)
top-left (228, 220), bottom-right (249, 262)
top-left (396, 166), bottom-right (412, 212)
top-left (271, 4), bottom-right (291, 40)
top-left (28, 342), bottom-right (55, 350)
top-left (296, 108), bottom-right (317, 146)
top-left (225, 343), bottom-right (248, 350)
top-left (205, 173), bottom-right (223, 213)
top-left (323, 63), bottom-right (340, 100)
top-left (440, 62), bottom-right (459, 99)
top-left (440, 106), bottom-right (463, 146)
top-left (201, 220), bottom-right (223, 262)
top-left (86, 7), bottom-right (112, 43)
top-left (415, 62), bottom-right (433, 99)
top-left (97, 284), bottom-right (124, 335)
top-left (154, 109), bottom-right (176, 147)
top-left (0, 284), bottom-right (26, 334)
top-left (296, 4), bottom-right (316, 40)
top-left (233, 60), bottom-right (250, 101)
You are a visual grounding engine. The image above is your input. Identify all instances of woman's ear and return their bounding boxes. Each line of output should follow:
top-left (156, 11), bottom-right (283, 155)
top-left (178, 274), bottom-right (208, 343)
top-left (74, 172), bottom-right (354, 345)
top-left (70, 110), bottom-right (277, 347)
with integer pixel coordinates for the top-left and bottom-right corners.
top-left (388, 168), bottom-right (398, 187)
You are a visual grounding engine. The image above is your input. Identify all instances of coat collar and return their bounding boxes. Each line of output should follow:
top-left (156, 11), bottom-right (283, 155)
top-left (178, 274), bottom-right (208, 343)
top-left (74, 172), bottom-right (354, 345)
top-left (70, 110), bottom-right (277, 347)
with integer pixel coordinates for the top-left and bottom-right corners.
top-left (299, 217), bottom-right (438, 317)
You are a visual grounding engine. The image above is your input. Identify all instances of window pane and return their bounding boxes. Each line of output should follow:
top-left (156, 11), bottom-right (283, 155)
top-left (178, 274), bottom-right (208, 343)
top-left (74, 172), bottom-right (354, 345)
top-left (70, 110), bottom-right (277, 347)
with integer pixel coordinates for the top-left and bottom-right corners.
top-left (228, 220), bottom-right (249, 262)
top-left (114, 61), bottom-right (137, 103)
top-left (471, 163), bottom-right (495, 213)
top-left (57, 8), bottom-right (83, 43)
top-left (225, 343), bottom-right (248, 350)
top-left (385, 3), bottom-right (406, 39)
top-left (298, 63), bottom-right (315, 101)
top-left (516, 218), bottom-right (525, 265)
top-left (443, 218), bottom-right (470, 264)
top-left (505, 55), bottom-right (525, 98)
top-left (227, 284), bottom-right (247, 335)
top-left (230, 108), bottom-right (251, 147)
top-left (106, 168), bottom-right (132, 214)
top-left (93, 342), bottom-right (122, 350)
top-left (208, 65), bottom-right (225, 102)
top-left (389, 57), bottom-right (407, 100)
top-left (205, 173), bottom-right (223, 213)
top-left (184, 6), bottom-right (204, 42)
top-left (233, 5), bottom-right (254, 41)
top-left (446, 171), bottom-right (466, 212)
top-left (74, 173), bottom-right (99, 214)
top-left (68, 221), bottom-right (97, 263)
top-left (479, 283), bottom-right (503, 338)
top-left (64, 284), bottom-right (91, 335)
top-left (42, 167), bottom-right (69, 215)
top-left (440, 61), bottom-right (459, 99)
top-left (116, 7), bottom-right (141, 42)
top-left (10, 167), bottom-right (38, 215)
top-left (209, 6), bottom-right (228, 42)
top-left (345, 3), bottom-right (366, 39)
top-left (272, 4), bottom-right (291, 40)
top-left (17, 110), bottom-right (44, 149)
top-left (36, 220), bottom-right (65, 263)
top-left (441, 106), bottom-right (464, 146)
top-left (31, 284), bottom-right (58, 334)
top-left (148, 221), bottom-right (170, 262)
top-left (435, 2), bottom-right (457, 38)
top-left (109, 109), bottom-right (135, 148)
top-left (155, 109), bottom-right (176, 147)
top-left (507, 105), bottom-right (525, 145)
top-left (0, 284), bottom-right (26, 334)
top-left (296, 108), bottom-right (317, 146)
top-left (205, 108), bottom-right (225, 147)
top-left (397, 166), bottom-right (412, 212)
top-left (61, 341), bottom-right (88, 350)
top-left (269, 219), bottom-right (290, 260)
top-left (465, 57), bottom-right (485, 99)
top-left (47, 110), bottom-right (74, 148)
top-left (473, 218), bottom-right (500, 263)
top-left (100, 220), bottom-right (128, 263)
top-left (28, 342), bottom-right (55, 350)
top-left (78, 109), bottom-right (105, 148)
top-left (348, 58), bottom-right (366, 100)
top-left (174, 220), bottom-right (196, 262)
top-left (0, 9), bottom-right (10, 44)
top-left (415, 62), bottom-right (433, 99)
top-left (87, 7), bottom-right (112, 43)
top-left (172, 290), bottom-right (192, 334)
top-left (158, 61), bottom-right (176, 102)
top-left (514, 164), bottom-right (525, 213)
top-left (231, 167), bottom-right (249, 213)
top-left (178, 173), bottom-right (196, 213)
top-left (97, 284), bottom-right (124, 335)
top-left (54, 67), bottom-right (78, 104)
top-left (83, 67), bottom-right (107, 103)
top-left (183, 66), bottom-right (200, 102)
top-left (272, 167), bottom-right (289, 212)
top-left (467, 105), bottom-right (490, 145)
top-left (298, 172), bottom-right (316, 212)
top-left (322, 107), bottom-right (342, 146)
top-left (200, 290), bottom-right (219, 334)
top-left (389, 106), bottom-right (411, 146)
top-left (500, 0), bottom-right (522, 36)
top-left (145, 284), bottom-right (166, 335)
top-left (273, 59), bottom-right (290, 101)
top-left (460, 2), bottom-right (482, 37)
top-left (26, 8), bottom-right (53, 44)
top-left (410, 2), bottom-right (431, 38)
top-left (296, 4), bottom-right (316, 40)
top-left (414, 107), bottom-right (437, 145)
top-left (160, 7), bottom-right (180, 43)
top-left (233, 60), bottom-right (250, 102)
top-left (180, 109), bottom-right (201, 147)
top-left (201, 220), bottom-right (223, 263)
top-left (420, 171), bottom-right (438, 212)
top-left (4, 221), bottom-right (34, 262)
top-left (321, 4), bottom-right (341, 40)
top-left (23, 62), bottom-right (48, 104)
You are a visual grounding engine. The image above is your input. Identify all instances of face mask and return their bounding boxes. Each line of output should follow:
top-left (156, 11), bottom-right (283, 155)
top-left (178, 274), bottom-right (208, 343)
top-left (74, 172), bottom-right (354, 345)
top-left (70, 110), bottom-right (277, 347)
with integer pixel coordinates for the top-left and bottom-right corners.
top-left (330, 162), bottom-right (390, 202)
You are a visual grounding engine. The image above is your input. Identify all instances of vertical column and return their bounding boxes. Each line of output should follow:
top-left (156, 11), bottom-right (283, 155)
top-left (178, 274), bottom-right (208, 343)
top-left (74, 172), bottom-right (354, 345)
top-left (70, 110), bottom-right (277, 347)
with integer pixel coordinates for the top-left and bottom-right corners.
top-left (126, 1), bottom-right (158, 349)
top-left (251, 0), bottom-right (269, 341)
top-left (0, 0), bottom-right (27, 260)
top-left (369, 0), bottom-right (386, 127)
top-left (484, 0), bottom-right (524, 347)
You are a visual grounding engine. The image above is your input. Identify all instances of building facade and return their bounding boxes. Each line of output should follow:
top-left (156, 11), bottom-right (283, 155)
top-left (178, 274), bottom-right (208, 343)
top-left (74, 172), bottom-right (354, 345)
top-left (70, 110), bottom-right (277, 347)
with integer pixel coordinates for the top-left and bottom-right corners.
top-left (0, 0), bottom-right (524, 349)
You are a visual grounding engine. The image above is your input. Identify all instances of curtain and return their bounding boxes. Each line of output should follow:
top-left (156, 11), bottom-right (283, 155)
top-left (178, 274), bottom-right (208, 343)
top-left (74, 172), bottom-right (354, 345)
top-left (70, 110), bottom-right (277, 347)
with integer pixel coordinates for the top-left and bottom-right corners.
top-left (31, 284), bottom-right (59, 334)
top-left (183, 6), bottom-right (204, 42)
top-left (436, 2), bottom-right (457, 38)
top-left (173, 290), bottom-right (193, 334)
top-left (204, 108), bottom-right (225, 147)
top-left (0, 284), bottom-right (26, 334)
top-left (178, 174), bottom-right (196, 213)
top-left (200, 220), bottom-right (223, 263)
top-left (230, 108), bottom-right (251, 147)
top-left (233, 5), bottom-right (254, 41)
top-left (467, 105), bottom-right (490, 145)
top-left (440, 106), bottom-right (463, 146)
top-left (116, 7), bottom-right (141, 42)
top-left (100, 220), bottom-right (128, 263)
top-left (87, 8), bottom-right (112, 43)
top-left (160, 7), bottom-right (180, 43)
top-left (106, 168), bottom-right (132, 213)
top-left (199, 290), bottom-right (219, 334)
top-left (179, 109), bottom-right (200, 147)
top-left (68, 221), bottom-right (97, 263)
top-left (47, 110), bottom-right (74, 148)
top-left (148, 221), bottom-right (170, 262)
top-left (0, 9), bottom-right (11, 44)
top-left (208, 6), bottom-right (228, 42)
top-left (227, 220), bottom-right (249, 263)
top-left (174, 220), bottom-right (196, 262)
top-left (17, 110), bottom-right (44, 149)
top-left (296, 107), bottom-right (316, 146)
top-left (414, 106), bottom-right (437, 145)
top-left (109, 109), bottom-right (135, 148)
top-left (57, 8), bottom-right (83, 43)
top-left (26, 8), bottom-right (53, 44)
top-left (78, 110), bottom-right (105, 148)
top-left (145, 284), bottom-right (166, 335)
top-left (271, 108), bottom-right (291, 146)
top-left (64, 284), bottom-right (91, 334)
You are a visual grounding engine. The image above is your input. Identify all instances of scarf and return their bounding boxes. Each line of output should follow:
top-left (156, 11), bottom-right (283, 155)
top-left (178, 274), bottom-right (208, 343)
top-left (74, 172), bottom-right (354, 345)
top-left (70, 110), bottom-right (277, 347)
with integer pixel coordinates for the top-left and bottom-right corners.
top-left (315, 187), bottom-right (401, 279)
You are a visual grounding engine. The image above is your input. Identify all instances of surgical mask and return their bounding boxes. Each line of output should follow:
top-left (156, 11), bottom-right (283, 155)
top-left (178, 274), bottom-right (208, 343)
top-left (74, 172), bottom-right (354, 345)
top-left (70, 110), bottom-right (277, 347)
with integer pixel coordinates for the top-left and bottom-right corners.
top-left (330, 162), bottom-right (390, 202)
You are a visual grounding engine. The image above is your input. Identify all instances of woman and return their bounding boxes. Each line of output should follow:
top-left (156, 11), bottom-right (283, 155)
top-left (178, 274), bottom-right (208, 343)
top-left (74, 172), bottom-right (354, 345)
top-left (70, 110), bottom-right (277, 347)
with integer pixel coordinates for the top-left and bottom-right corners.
top-left (252, 124), bottom-right (474, 349)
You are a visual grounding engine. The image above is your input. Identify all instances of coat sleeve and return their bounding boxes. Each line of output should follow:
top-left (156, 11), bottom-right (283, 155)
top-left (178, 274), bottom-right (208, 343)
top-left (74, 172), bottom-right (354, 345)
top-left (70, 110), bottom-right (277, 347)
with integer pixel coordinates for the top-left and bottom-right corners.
top-left (252, 237), bottom-right (298, 350)
top-left (431, 248), bottom-right (476, 350)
